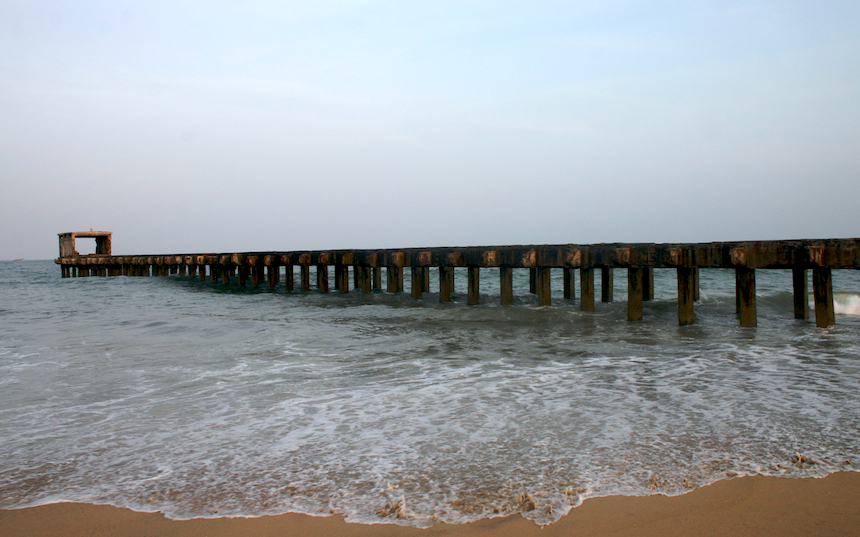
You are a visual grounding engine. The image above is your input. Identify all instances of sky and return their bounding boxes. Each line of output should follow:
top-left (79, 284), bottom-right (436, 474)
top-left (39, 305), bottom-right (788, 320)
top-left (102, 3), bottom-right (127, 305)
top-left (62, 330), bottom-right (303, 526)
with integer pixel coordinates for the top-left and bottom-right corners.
top-left (1, 1), bottom-right (858, 259)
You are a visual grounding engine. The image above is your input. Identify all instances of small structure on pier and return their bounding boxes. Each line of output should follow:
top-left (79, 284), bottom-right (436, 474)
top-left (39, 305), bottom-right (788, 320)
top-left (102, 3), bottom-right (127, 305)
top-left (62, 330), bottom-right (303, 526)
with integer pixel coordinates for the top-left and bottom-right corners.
top-left (56, 234), bottom-right (859, 329)
top-left (58, 230), bottom-right (112, 258)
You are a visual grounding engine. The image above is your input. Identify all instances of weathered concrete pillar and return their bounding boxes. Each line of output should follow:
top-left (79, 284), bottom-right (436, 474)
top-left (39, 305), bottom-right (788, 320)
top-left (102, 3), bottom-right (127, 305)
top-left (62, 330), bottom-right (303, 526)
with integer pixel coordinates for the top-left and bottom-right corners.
top-left (386, 267), bottom-right (398, 293)
top-left (580, 268), bottom-right (595, 312)
top-left (563, 268), bottom-right (574, 300)
top-left (317, 264), bottom-right (329, 293)
top-left (359, 266), bottom-right (370, 292)
top-left (422, 267), bottom-right (430, 293)
top-left (500, 267), bottom-right (513, 306)
top-left (251, 264), bottom-right (262, 287)
top-left (284, 265), bottom-right (294, 291)
top-left (197, 264), bottom-right (205, 281)
top-left (536, 267), bottom-right (551, 306)
top-left (223, 266), bottom-right (232, 285)
top-left (693, 267), bottom-right (700, 301)
top-left (813, 267), bottom-right (835, 328)
top-left (529, 268), bottom-right (536, 294)
top-left (387, 267), bottom-right (401, 293)
top-left (736, 267), bottom-right (756, 327)
top-left (355, 265), bottom-right (365, 292)
top-left (601, 267), bottom-right (614, 302)
top-left (301, 265), bottom-right (310, 292)
top-left (267, 264), bottom-right (279, 289)
top-left (677, 267), bottom-right (695, 325)
top-left (336, 264), bottom-right (349, 293)
top-left (643, 267), bottom-right (654, 301)
top-left (468, 267), bottom-right (480, 305)
top-left (793, 267), bottom-right (809, 320)
top-left (372, 267), bottom-right (382, 291)
top-left (411, 266), bottom-right (423, 297)
top-left (440, 266), bottom-right (453, 302)
top-left (628, 267), bottom-right (644, 321)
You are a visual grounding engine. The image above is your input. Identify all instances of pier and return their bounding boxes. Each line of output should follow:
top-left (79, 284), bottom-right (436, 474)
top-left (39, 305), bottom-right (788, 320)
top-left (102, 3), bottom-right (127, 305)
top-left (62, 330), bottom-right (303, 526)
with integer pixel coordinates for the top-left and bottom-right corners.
top-left (56, 233), bottom-right (859, 328)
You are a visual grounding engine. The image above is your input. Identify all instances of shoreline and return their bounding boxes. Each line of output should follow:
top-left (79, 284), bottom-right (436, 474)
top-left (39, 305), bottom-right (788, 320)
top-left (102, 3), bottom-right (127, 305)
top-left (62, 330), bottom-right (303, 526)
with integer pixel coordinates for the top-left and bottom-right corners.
top-left (2, 472), bottom-right (859, 536)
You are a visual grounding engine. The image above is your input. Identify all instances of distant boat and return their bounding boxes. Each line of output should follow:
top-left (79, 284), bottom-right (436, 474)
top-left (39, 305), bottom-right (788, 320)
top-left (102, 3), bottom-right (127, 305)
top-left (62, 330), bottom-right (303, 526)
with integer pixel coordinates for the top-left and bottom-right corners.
top-left (13, 259), bottom-right (23, 262)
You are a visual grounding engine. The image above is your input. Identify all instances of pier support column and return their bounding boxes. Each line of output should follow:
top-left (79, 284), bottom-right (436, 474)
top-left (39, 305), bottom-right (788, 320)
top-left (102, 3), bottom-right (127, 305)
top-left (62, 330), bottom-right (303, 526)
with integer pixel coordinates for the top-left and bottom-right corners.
top-left (628, 267), bottom-right (644, 321)
top-left (251, 265), bottom-right (263, 287)
top-left (601, 268), bottom-right (614, 302)
top-left (197, 265), bottom-right (205, 281)
top-left (677, 267), bottom-right (696, 325)
top-left (223, 266), bottom-right (232, 285)
top-left (529, 268), bottom-right (536, 294)
top-left (500, 267), bottom-right (513, 305)
top-left (268, 265), bottom-right (279, 289)
top-left (411, 267), bottom-right (424, 298)
top-left (536, 267), bottom-right (551, 306)
top-left (440, 267), bottom-right (453, 302)
top-left (301, 265), bottom-right (310, 292)
top-left (580, 268), bottom-right (595, 312)
top-left (693, 268), bottom-right (700, 301)
top-left (736, 268), bottom-right (757, 327)
top-left (282, 265), bottom-right (293, 291)
top-left (643, 267), bottom-right (654, 301)
top-left (237, 266), bottom-right (248, 286)
top-left (563, 268), bottom-right (575, 300)
top-left (385, 266), bottom-right (403, 293)
top-left (422, 267), bottom-right (430, 293)
top-left (372, 267), bottom-right (382, 291)
top-left (793, 267), bottom-right (809, 320)
top-left (317, 264), bottom-right (329, 292)
top-left (355, 265), bottom-right (364, 292)
top-left (813, 267), bottom-right (835, 328)
top-left (336, 264), bottom-right (349, 293)
top-left (361, 267), bottom-right (372, 293)
top-left (468, 267), bottom-right (480, 305)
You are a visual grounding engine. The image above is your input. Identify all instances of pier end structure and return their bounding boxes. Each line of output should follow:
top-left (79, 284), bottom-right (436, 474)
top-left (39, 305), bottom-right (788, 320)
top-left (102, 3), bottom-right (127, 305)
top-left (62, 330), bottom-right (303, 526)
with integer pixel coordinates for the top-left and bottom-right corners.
top-left (59, 230), bottom-right (112, 257)
top-left (56, 238), bottom-right (860, 328)
top-left (57, 231), bottom-right (112, 278)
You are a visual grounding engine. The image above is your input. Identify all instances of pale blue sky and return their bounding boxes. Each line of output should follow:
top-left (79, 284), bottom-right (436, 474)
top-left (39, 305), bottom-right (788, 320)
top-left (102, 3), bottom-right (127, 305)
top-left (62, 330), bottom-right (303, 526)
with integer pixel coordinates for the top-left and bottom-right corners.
top-left (2, 1), bottom-right (858, 259)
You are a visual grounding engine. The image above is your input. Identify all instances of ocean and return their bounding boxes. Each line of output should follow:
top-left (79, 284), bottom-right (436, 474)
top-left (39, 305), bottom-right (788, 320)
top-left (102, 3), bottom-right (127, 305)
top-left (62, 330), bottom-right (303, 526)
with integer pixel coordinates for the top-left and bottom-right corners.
top-left (1, 259), bottom-right (859, 527)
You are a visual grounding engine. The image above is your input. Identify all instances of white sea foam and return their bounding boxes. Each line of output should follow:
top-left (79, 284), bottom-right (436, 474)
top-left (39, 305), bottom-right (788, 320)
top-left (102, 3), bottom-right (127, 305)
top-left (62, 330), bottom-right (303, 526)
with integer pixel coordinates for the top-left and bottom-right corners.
top-left (835, 294), bottom-right (860, 315)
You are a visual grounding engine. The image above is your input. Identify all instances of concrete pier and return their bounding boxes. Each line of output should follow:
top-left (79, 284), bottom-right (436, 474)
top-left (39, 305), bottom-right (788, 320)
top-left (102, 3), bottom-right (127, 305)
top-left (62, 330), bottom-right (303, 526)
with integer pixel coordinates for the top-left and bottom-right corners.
top-left (56, 235), bottom-right (860, 328)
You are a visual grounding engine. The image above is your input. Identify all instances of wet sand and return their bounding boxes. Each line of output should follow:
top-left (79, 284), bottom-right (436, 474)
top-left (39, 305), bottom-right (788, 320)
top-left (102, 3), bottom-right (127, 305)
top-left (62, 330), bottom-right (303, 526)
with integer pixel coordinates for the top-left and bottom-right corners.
top-left (2, 472), bottom-right (859, 537)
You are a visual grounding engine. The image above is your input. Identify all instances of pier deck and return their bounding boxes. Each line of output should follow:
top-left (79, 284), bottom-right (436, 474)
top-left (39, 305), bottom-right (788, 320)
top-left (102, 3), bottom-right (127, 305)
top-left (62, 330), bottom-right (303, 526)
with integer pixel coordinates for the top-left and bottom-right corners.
top-left (56, 237), bottom-right (860, 328)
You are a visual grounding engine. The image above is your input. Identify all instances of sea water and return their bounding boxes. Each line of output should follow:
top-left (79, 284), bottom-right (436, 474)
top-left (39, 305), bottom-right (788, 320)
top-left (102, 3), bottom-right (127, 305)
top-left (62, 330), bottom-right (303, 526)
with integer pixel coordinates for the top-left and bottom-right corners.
top-left (1, 260), bottom-right (859, 526)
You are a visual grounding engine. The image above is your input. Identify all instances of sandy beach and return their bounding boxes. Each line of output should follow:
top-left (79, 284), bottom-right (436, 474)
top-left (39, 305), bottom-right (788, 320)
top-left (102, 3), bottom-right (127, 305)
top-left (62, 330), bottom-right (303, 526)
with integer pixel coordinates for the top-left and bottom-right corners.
top-left (2, 472), bottom-right (859, 537)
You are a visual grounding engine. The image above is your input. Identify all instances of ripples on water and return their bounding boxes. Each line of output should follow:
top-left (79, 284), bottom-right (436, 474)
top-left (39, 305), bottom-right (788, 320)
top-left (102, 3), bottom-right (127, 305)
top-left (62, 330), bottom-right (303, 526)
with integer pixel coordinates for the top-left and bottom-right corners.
top-left (1, 261), bottom-right (859, 526)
